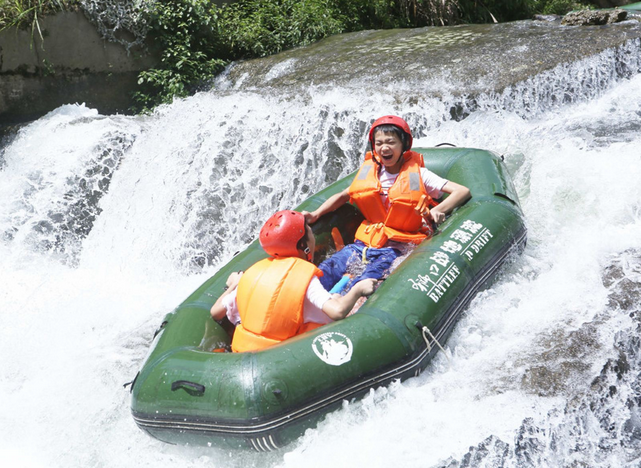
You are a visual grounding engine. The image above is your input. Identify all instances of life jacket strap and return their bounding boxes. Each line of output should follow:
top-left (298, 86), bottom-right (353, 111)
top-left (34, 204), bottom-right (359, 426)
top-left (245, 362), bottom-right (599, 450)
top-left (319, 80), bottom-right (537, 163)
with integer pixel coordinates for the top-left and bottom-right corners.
top-left (414, 194), bottom-right (431, 217)
top-left (361, 246), bottom-right (369, 265)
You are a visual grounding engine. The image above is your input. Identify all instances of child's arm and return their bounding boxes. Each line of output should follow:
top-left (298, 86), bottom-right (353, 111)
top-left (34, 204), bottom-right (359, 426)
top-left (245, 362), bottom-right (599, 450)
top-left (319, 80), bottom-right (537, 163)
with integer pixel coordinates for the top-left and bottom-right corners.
top-left (210, 272), bottom-right (242, 320)
top-left (303, 188), bottom-right (350, 224)
top-left (429, 181), bottom-right (471, 224)
top-left (321, 278), bottom-right (376, 320)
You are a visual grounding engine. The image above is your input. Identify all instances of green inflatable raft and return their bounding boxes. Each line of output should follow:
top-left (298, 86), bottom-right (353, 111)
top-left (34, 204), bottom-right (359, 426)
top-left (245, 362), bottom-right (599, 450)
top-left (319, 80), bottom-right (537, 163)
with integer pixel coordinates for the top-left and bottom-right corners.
top-left (129, 147), bottom-right (527, 451)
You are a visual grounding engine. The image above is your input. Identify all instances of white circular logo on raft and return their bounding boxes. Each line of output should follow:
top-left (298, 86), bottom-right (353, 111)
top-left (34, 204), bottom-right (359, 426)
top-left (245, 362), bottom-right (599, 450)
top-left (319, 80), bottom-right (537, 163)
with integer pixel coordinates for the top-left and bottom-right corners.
top-left (312, 332), bottom-right (353, 366)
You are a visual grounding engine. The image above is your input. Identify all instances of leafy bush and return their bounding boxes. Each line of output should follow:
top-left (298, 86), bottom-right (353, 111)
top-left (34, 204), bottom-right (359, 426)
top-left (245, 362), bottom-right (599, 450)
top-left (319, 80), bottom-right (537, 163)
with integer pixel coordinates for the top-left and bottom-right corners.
top-left (215, 0), bottom-right (345, 59)
top-left (212, 0), bottom-right (435, 59)
top-left (132, 0), bottom-right (225, 111)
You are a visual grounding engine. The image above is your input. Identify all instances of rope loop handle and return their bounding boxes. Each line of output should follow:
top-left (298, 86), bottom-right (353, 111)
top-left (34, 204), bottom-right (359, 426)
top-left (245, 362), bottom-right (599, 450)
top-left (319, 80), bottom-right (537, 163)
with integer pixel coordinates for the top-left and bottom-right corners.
top-left (415, 321), bottom-right (451, 368)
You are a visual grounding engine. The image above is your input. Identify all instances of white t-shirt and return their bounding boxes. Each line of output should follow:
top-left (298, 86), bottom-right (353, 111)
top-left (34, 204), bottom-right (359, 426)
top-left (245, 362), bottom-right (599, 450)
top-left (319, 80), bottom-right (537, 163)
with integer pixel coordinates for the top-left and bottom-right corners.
top-left (223, 275), bottom-right (333, 326)
top-left (378, 167), bottom-right (448, 207)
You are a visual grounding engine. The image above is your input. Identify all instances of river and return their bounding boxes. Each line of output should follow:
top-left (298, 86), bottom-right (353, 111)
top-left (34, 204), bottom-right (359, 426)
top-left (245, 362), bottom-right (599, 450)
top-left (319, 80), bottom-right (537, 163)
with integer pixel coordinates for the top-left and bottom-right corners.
top-left (1, 19), bottom-right (641, 468)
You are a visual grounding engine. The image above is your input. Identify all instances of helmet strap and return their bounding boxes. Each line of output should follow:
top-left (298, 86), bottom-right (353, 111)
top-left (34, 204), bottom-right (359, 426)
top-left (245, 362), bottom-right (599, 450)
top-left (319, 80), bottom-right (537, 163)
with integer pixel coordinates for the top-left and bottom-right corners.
top-left (370, 146), bottom-right (382, 167)
top-left (297, 227), bottom-right (313, 261)
top-left (303, 246), bottom-right (312, 262)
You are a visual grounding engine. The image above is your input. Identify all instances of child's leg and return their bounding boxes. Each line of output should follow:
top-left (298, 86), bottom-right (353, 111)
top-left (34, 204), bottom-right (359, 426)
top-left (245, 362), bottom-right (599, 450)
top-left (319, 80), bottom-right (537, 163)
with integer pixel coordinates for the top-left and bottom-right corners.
top-left (352, 247), bottom-right (401, 283)
top-left (317, 244), bottom-right (361, 291)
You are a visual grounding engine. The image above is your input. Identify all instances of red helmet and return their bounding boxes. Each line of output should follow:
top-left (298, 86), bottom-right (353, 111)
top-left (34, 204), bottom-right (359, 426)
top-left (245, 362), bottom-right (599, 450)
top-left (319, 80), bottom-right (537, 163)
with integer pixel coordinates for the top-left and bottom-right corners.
top-left (259, 210), bottom-right (306, 258)
top-left (368, 115), bottom-right (413, 152)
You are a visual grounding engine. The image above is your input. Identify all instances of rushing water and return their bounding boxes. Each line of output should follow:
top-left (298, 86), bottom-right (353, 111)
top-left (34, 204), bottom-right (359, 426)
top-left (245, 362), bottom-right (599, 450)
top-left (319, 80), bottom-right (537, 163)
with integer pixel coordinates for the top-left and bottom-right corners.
top-left (1, 21), bottom-right (641, 468)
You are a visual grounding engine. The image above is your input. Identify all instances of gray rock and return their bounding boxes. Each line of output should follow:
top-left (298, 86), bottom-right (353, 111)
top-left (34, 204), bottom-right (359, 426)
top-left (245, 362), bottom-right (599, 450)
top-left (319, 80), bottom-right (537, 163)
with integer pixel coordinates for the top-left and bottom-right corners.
top-left (562, 8), bottom-right (628, 26)
top-left (533, 14), bottom-right (561, 22)
top-left (221, 19), bottom-right (641, 100)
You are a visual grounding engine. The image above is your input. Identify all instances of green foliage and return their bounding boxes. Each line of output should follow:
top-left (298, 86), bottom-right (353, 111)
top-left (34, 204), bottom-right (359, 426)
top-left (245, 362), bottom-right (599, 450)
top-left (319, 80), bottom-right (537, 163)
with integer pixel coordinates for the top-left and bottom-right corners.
top-left (132, 0), bottom-right (226, 111)
top-left (456, 0), bottom-right (532, 23)
top-left (215, 0), bottom-right (345, 59)
top-left (456, 0), bottom-right (593, 23)
top-left (540, 0), bottom-right (590, 15)
top-left (212, 0), bottom-right (419, 60)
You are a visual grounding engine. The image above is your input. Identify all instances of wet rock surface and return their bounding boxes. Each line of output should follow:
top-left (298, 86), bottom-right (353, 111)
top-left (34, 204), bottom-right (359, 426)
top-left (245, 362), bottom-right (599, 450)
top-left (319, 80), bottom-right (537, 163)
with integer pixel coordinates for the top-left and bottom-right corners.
top-left (562, 8), bottom-right (628, 26)
top-left (436, 251), bottom-right (641, 467)
top-left (220, 20), bottom-right (641, 98)
top-left (520, 323), bottom-right (601, 397)
top-left (602, 249), bottom-right (641, 312)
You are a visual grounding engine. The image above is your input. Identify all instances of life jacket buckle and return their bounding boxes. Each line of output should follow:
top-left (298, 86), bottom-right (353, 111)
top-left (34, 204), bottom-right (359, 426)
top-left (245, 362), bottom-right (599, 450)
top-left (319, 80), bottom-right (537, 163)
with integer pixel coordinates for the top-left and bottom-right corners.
top-left (364, 222), bottom-right (384, 234)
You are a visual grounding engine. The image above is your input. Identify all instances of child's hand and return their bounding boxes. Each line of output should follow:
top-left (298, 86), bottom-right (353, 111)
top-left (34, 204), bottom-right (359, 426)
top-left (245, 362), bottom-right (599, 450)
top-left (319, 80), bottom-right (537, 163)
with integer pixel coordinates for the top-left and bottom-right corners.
top-left (302, 211), bottom-right (319, 224)
top-left (226, 271), bottom-right (242, 290)
top-left (354, 278), bottom-right (376, 297)
top-left (429, 207), bottom-right (446, 225)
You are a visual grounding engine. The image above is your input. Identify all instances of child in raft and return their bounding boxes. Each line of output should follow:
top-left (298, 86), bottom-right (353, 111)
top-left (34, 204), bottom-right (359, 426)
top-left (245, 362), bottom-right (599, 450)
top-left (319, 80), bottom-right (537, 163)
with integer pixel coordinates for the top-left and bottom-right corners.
top-left (303, 115), bottom-right (471, 293)
top-left (210, 210), bottom-right (376, 352)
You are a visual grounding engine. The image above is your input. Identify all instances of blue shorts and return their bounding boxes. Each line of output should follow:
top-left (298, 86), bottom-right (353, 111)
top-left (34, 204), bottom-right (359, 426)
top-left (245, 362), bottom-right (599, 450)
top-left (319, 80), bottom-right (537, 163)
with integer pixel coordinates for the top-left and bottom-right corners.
top-left (318, 241), bottom-right (401, 292)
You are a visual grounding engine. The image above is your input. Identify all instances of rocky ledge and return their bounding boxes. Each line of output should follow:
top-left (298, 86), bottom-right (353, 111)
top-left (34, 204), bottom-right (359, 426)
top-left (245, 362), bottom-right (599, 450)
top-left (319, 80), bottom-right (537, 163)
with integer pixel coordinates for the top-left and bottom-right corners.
top-left (562, 8), bottom-right (629, 26)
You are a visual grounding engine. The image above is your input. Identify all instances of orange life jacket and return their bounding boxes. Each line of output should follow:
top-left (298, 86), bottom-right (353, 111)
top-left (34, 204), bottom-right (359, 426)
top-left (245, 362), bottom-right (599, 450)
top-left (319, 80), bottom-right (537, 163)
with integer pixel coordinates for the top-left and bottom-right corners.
top-left (348, 150), bottom-right (435, 248)
top-left (231, 257), bottom-right (324, 353)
